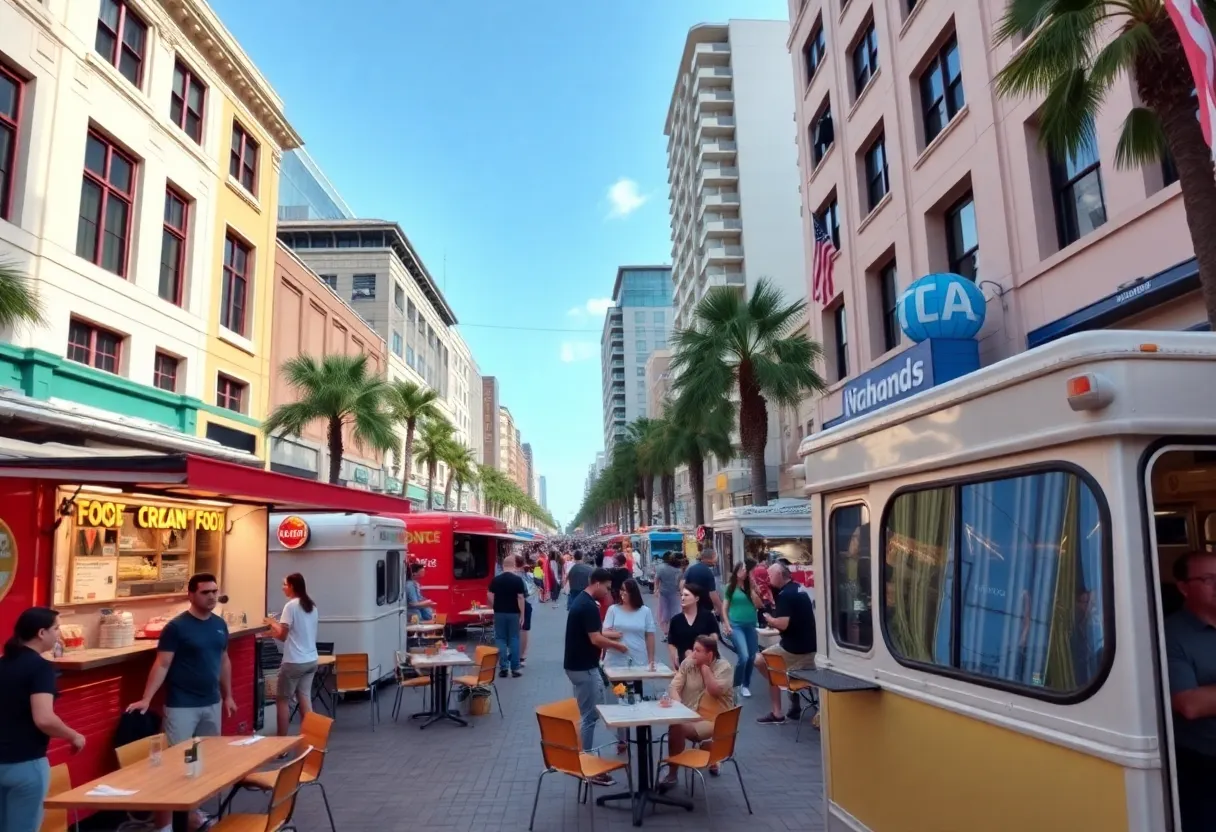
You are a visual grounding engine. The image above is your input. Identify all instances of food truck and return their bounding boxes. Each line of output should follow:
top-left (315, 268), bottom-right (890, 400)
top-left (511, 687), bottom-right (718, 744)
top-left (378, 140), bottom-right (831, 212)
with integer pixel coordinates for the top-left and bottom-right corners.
top-left (711, 499), bottom-right (813, 586)
top-left (798, 331), bottom-right (1216, 832)
top-left (396, 511), bottom-right (527, 625)
top-left (267, 513), bottom-right (407, 683)
top-left (0, 452), bottom-right (409, 788)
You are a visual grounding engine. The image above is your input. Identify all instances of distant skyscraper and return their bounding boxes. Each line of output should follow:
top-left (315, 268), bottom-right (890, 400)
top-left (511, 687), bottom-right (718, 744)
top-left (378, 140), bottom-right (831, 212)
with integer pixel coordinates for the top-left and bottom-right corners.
top-left (601, 266), bottom-right (674, 449)
top-left (539, 476), bottom-right (547, 509)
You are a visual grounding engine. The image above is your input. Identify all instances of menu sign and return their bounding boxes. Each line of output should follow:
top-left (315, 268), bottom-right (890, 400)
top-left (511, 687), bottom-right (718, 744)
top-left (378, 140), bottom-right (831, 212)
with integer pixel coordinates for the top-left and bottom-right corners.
top-left (277, 516), bottom-right (310, 550)
top-left (75, 498), bottom-right (223, 531)
top-left (71, 556), bottom-right (118, 603)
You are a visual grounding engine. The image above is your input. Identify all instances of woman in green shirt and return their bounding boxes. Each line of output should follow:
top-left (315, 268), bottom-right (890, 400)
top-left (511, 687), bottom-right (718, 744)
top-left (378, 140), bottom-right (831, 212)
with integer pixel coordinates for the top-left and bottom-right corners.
top-left (724, 559), bottom-right (762, 696)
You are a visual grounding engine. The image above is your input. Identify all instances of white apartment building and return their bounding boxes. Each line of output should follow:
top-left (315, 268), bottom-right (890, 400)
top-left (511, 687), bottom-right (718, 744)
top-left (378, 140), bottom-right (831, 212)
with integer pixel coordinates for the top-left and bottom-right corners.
top-left (664, 19), bottom-right (808, 518)
top-left (600, 266), bottom-right (674, 449)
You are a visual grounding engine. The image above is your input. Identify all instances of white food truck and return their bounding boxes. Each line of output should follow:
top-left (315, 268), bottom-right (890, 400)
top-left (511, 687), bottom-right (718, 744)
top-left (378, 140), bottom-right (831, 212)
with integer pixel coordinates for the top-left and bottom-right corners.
top-left (267, 512), bottom-right (407, 683)
top-left (711, 499), bottom-right (814, 587)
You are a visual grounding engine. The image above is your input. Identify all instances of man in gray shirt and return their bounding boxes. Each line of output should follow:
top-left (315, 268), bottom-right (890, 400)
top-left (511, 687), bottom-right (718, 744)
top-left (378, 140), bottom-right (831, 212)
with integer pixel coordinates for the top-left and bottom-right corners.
top-left (1165, 551), bottom-right (1216, 829)
top-left (563, 550), bottom-right (592, 611)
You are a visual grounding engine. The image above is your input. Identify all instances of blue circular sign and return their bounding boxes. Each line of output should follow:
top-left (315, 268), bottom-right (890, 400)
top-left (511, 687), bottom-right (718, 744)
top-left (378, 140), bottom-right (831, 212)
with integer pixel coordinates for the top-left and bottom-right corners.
top-left (897, 273), bottom-right (986, 343)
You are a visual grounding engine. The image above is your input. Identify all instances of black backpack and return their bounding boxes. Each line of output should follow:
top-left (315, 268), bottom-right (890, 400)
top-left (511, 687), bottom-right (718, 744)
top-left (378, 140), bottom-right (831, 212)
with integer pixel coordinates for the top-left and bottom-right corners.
top-left (112, 709), bottom-right (161, 751)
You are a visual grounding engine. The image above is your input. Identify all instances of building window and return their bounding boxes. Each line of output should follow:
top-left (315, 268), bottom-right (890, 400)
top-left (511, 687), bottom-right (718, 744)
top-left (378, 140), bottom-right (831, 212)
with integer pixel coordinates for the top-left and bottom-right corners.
top-left (220, 233), bottom-right (252, 336)
top-left (229, 122), bottom-right (258, 194)
top-left (391, 330), bottom-right (403, 357)
top-left (804, 20), bottom-right (826, 83)
top-left (96, 0), bottom-right (147, 88)
top-left (352, 274), bottom-right (376, 300)
top-left (811, 101), bottom-right (834, 167)
top-left (635, 340), bottom-right (647, 352)
top-left (851, 20), bottom-right (879, 97)
top-left (945, 192), bottom-right (978, 279)
top-left (878, 260), bottom-right (900, 353)
top-left (832, 304), bottom-right (848, 381)
top-left (920, 36), bottom-right (965, 145)
top-left (817, 196), bottom-right (841, 251)
top-left (655, 338), bottom-right (666, 349)
top-left (153, 351), bottom-right (179, 392)
top-left (1050, 122), bottom-right (1106, 248)
top-left (831, 503), bottom-right (872, 650)
top-left (864, 132), bottom-right (889, 213)
top-left (319, 274), bottom-right (337, 290)
top-left (634, 310), bottom-right (645, 322)
top-left (160, 188), bottom-right (189, 306)
top-left (394, 282), bottom-right (405, 311)
top-left (77, 131), bottom-right (136, 277)
top-left (67, 318), bottom-right (122, 374)
top-left (216, 374), bottom-right (246, 413)
top-left (653, 311), bottom-right (664, 323)
top-left (169, 61), bottom-right (206, 144)
top-left (883, 467), bottom-right (1109, 697)
top-left (0, 64), bottom-right (21, 222)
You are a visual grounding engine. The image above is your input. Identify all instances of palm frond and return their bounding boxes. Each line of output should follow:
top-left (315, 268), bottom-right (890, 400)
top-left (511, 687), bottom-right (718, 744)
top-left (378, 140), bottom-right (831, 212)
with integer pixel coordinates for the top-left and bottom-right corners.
top-left (1090, 20), bottom-right (1157, 88)
top-left (995, 5), bottom-right (1100, 100)
top-left (0, 262), bottom-right (45, 329)
top-left (1037, 68), bottom-right (1103, 158)
top-left (1115, 106), bottom-right (1169, 168)
top-left (992, 0), bottom-right (1056, 45)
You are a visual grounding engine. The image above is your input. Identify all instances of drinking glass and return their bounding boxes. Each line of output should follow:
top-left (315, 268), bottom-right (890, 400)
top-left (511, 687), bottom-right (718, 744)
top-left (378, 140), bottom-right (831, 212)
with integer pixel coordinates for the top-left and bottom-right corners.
top-left (149, 735), bottom-right (164, 767)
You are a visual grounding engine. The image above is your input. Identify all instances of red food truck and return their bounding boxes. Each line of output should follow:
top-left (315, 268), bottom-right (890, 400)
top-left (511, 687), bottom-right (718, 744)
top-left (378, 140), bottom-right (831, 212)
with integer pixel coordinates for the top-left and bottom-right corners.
top-left (395, 511), bottom-right (528, 625)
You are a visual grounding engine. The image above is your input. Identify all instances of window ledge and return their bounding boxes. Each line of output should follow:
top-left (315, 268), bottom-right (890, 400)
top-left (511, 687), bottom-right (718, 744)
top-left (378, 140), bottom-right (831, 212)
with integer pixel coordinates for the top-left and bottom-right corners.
top-left (856, 191), bottom-right (892, 234)
top-left (225, 177), bottom-right (262, 214)
top-left (898, 0), bottom-right (928, 40)
top-left (84, 53), bottom-right (153, 118)
top-left (847, 67), bottom-right (882, 122)
top-left (807, 143), bottom-right (835, 187)
top-left (218, 327), bottom-right (255, 356)
top-left (802, 59), bottom-right (828, 104)
top-left (10, 0), bottom-right (54, 34)
top-left (912, 104), bottom-right (970, 171)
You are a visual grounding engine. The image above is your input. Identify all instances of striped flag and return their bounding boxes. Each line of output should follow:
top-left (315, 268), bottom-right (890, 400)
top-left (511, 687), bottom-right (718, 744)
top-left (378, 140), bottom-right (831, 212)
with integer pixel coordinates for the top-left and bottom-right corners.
top-left (811, 215), bottom-right (837, 305)
top-left (1164, 0), bottom-right (1216, 161)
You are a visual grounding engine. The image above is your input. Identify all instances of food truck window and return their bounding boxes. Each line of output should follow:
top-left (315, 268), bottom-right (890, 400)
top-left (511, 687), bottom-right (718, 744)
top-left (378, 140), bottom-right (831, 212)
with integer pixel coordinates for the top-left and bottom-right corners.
top-left (453, 534), bottom-right (491, 580)
top-left (744, 537), bottom-right (812, 566)
top-left (714, 532), bottom-right (732, 570)
top-left (375, 559), bottom-right (387, 606)
top-left (54, 490), bottom-right (227, 606)
top-left (385, 550), bottom-right (402, 604)
top-left (830, 505), bottom-right (872, 651)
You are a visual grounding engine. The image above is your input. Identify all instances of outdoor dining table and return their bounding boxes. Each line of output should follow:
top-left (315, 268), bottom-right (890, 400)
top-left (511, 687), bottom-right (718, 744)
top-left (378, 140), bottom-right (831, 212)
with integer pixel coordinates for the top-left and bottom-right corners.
top-left (44, 735), bottom-right (300, 832)
top-left (406, 622), bottom-right (444, 649)
top-left (409, 648), bottom-right (475, 728)
top-left (596, 701), bottom-right (700, 827)
top-left (311, 653), bottom-right (337, 714)
top-left (460, 608), bottom-right (495, 643)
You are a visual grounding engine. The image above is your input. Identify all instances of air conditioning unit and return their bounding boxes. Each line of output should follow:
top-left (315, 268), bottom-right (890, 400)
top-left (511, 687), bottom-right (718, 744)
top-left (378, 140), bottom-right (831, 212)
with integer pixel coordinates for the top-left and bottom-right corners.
top-left (352, 289), bottom-right (373, 299)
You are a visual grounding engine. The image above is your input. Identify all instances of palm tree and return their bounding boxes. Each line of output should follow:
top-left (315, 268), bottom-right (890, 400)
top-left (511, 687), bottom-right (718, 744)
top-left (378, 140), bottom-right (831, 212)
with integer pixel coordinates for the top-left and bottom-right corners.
top-left (449, 446), bottom-right (480, 511)
top-left (442, 443), bottom-right (476, 510)
top-left (994, 0), bottom-right (1216, 326)
top-left (263, 354), bottom-right (397, 484)
top-left (384, 380), bottom-right (441, 496)
top-left (665, 395), bottom-right (735, 527)
top-left (0, 262), bottom-right (45, 330)
top-left (629, 417), bottom-right (664, 525)
top-left (671, 279), bottom-right (825, 506)
top-left (412, 416), bottom-right (455, 509)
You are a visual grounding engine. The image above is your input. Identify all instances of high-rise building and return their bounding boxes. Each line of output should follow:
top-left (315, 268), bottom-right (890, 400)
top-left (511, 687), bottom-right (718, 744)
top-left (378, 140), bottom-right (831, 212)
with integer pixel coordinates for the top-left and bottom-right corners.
top-left (601, 266), bottom-right (674, 449)
top-left (522, 443), bottom-right (534, 498)
top-left (278, 148), bottom-right (355, 221)
top-left (539, 476), bottom-right (547, 510)
top-left (645, 349), bottom-right (673, 419)
top-left (498, 406), bottom-right (516, 477)
top-left (481, 376), bottom-right (501, 469)
top-left (786, 0), bottom-right (1202, 432)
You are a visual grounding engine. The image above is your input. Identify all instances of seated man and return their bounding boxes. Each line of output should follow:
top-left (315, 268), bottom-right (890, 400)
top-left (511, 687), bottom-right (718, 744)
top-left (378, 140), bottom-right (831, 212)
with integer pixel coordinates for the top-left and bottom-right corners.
top-left (658, 635), bottom-right (734, 791)
top-left (755, 562), bottom-right (816, 724)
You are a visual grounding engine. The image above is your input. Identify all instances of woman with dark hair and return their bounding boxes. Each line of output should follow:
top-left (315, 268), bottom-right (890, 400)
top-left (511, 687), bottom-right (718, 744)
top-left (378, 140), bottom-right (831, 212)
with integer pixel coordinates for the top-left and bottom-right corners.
top-left (406, 561), bottom-right (436, 622)
top-left (667, 584), bottom-right (720, 669)
top-left (725, 559), bottom-right (762, 697)
top-left (264, 572), bottom-right (319, 737)
top-left (0, 607), bottom-right (85, 832)
top-left (659, 634), bottom-right (734, 789)
top-left (603, 578), bottom-right (657, 751)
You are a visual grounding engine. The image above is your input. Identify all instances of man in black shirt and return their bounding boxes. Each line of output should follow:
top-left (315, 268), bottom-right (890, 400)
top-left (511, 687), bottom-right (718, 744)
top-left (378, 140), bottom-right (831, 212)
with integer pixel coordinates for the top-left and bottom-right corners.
top-left (755, 563), bottom-right (817, 724)
top-left (609, 552), bottom-right (631, 601)
top-left (683, 548), bottom-right (729, 636)
top-left (563, 550), bottom-right (592, 611)
top-left (488, 555), bottom-right (528, 677)
top-left (565, 567), bottom-right (628, 782)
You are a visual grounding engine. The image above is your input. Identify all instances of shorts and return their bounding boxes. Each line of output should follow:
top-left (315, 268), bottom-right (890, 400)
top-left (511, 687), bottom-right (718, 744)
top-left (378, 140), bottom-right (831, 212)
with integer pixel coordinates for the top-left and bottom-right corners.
top-left (163, 702), bottom-right (222, 746)
top-left (762, 643), bottom-right (815, 672)
top-left (277, 660), bottom-right (318, 700)
top-left (686, 720), bottom-right (715, 742)
top-left (523, 601), bottom-right (533, 631)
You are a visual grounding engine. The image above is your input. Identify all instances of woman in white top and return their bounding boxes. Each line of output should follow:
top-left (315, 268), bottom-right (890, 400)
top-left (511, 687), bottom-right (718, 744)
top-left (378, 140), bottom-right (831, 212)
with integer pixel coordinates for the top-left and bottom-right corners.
top-left (602, 578), bottom-right (657, 752)
top-left (263, 572), bottom-right (319, 737)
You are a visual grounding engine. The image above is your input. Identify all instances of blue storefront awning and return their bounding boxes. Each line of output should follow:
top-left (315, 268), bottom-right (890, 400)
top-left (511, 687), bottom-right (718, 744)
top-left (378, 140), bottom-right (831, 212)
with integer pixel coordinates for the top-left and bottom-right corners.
top-left (1026, 257), bottom-right (1205, 348)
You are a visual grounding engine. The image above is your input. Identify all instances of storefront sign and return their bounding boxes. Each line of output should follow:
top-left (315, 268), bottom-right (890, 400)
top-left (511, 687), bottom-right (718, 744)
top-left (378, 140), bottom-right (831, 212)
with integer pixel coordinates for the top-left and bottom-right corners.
top-left (836, 339), bottom-right (981, 425)
top-left (71, 556), bottom-right (117, 604)
top-left (716, 473), bottom-right (728, 493)
top-left (75, 499), bottom-right (223, 531)
top-left (407, 529), bottom-right (441, 545)
top-left (898, 273), bottom-right (987, 342)
top-left (277, 515), bottom-right (311, 549)
top-left (379, 528), bottom-right (406, 544)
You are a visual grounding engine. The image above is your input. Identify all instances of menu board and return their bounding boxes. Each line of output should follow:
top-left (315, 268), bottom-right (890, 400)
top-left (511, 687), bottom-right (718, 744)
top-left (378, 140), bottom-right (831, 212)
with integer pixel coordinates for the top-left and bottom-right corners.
top-left (71, 556), bottom-right (118, 604)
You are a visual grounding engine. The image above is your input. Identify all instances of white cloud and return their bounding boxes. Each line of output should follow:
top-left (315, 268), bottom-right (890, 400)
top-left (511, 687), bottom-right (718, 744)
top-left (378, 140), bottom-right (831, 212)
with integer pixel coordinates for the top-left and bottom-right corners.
top-left (567, 298), bottom-right (614, 318)
top-left (606, 178), bottom-right (648, 219)
top-left (559, 341), bottom-right (599, 363)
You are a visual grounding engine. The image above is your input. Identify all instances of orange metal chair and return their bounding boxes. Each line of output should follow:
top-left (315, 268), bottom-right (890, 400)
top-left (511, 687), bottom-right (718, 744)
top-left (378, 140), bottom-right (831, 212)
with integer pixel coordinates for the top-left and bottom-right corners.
top-left (420, 613), bottom-right (448, 642)
top-left (39, 762), bottom-right (72, 832)
top-left (762, 651), bottom-right (819, 741)
top-left (392, 649), bottom-right (431, 720)
top-left (208, 748), bottom-right (310, 832)
top-left (334, 652), bottom-right (381, 730)
top-left (451, 646), bottom-right (503, 718)
top-left (657, 705), bottom-right (752, 815)
top-left (224, 713), bottom-right (336, 831)
top-left (528, 703), bottom-right (632, 831)
top-left (115, 733), bottom-right (167, 769)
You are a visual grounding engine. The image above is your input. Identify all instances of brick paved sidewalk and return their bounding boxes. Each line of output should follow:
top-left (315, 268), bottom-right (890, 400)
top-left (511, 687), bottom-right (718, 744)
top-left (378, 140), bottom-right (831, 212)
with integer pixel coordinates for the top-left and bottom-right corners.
top-left (231, 597), bottom-right (826, 831)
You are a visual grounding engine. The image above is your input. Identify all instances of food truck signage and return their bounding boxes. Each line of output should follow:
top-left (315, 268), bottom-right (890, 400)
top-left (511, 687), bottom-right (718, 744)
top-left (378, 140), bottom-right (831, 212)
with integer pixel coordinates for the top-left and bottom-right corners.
top-left (75, 498), bottom-right (223, 531)
top-left (407, 529), bottom-right (441, 545)
top-left (277, 515), bottom-right (311, 550)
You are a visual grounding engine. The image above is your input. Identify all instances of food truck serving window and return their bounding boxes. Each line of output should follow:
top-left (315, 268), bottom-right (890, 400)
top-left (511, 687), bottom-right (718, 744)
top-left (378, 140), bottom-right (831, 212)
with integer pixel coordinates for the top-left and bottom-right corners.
top-left (745, 536), bottom-right (812, 566)
top-left (54, 489), bottom-right (226, 605)
top-left (453, 534), bottom-right (491, 580)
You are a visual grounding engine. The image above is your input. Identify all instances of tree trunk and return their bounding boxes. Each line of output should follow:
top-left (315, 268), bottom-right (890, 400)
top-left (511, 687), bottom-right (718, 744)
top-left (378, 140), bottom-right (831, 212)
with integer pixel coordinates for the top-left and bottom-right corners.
top-left (643, 477), bottom-right (654, 526)
top-left (402, 419), bottom-right (417, 495)
top-left (327, 417), bottom-right (344, 485)
top-left (737, 361), bottom-right (770, 506)
top-left (662, 474), bottom-right (674, 525)
top-left (444, 468), bottom-right (455, 508)
top-left (426, 462), bottom-right (436, 509)
top-left (689, 448), bottom-right (706, 527)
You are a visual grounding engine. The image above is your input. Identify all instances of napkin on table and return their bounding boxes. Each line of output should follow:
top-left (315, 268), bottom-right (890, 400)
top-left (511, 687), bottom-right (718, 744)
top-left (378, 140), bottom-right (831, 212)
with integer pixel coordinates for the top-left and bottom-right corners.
top-left (228, 735), bottom-right (266, 746)
top-left (86, 785), bottom-right (139, 797)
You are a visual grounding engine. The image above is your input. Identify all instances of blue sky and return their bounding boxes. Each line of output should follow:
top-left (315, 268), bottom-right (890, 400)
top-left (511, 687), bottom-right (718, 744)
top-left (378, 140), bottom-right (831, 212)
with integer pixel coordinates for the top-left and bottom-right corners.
top-left (210, 0), bottom-right (789, 526)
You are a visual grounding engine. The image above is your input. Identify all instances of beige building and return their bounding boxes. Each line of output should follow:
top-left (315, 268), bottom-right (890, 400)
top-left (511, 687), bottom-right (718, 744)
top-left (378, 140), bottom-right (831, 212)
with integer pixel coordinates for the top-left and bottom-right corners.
top-left (645, 349), bottom-right (672, 419)
top-left (787, 0), bottom-right (1202, 431)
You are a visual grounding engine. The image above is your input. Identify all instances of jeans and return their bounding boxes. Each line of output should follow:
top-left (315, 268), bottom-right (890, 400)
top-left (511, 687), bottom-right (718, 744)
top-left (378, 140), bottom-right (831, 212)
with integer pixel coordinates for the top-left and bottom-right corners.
top-left (0, 757), bottom-right (50, 832)
top-left (729, 621), bottom-right (759, 687)
top-left (566, 669), bottom-right (604, 751)
top-left (494, 612), bottom-right (521, 671)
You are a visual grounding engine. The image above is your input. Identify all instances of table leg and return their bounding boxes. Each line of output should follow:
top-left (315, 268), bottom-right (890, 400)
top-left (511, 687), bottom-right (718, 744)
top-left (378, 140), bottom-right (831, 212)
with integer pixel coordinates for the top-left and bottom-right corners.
top-left (597, 724), bottom-right (694, 825)
top-left (311, 665), bottom-right (334, 716)
top-left (411, 666), bottom-right (469, 728)
top-left (172, 810), bottom-right (189, 832)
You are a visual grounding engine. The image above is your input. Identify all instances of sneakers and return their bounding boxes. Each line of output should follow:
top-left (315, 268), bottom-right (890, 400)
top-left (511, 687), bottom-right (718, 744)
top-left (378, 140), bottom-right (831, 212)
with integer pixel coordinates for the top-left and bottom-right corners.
top-left (588, 773), bottom-right (617, 787)
top-left (499, 668), bottom-right (508, 678)
top-left (756, 712), bottom-right (786, 725)
top-left (511, 670), bottom-right (523, 678)
top-left (740, 686), bottom-right (751, 698)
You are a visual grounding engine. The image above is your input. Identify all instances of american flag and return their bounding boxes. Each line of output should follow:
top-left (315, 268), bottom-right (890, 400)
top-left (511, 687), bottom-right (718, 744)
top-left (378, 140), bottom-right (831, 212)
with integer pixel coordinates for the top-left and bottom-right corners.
top-left (811, 215), bottom-right (837, 305)
top-left (1165, 0), bottom-right (1216, 161)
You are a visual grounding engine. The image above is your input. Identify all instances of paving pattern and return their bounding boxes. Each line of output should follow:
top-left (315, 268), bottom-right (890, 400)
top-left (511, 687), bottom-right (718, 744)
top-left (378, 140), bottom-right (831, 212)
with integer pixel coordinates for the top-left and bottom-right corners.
top-left (230, 597), bottom-right (827, 831)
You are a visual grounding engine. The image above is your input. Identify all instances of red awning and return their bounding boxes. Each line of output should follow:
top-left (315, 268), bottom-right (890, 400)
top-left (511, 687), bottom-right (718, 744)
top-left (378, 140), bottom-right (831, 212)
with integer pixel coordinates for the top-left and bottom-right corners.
top-left (0, 453), bottom-right (411, 514)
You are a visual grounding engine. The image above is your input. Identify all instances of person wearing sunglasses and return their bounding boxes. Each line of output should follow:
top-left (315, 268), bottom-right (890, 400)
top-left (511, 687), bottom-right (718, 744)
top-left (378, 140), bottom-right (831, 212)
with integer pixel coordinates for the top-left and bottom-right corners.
top-left (128, 573), bottom-right (235, 832)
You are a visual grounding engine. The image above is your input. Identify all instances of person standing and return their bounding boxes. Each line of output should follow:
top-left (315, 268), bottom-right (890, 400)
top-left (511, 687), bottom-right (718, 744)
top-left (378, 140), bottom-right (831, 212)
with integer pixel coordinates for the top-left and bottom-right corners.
top-left (263, 572), bottom-right (319, 737)
top-left (565, 567), bottom-right (628, 782)
top-left (724, 560), bottom-right (761, 697)
top-left (755, 563), bottom-right (817, 725)
top-left (488, 554), bottom-right (527, 678)
top-left (519, 554), bottom-right (537, 666)
top-left (0, 608), bottom-right (85, 832)
top-left (128, 573), bottom-right (235, 832)
top-left (562, 550), bottom-right (592, 611)
top-left (603, 578), bottom-right (657, 752)
top-left (683, 548), bottom-right (730, 637)
top-left (654, 553), bottom-right (682, 639)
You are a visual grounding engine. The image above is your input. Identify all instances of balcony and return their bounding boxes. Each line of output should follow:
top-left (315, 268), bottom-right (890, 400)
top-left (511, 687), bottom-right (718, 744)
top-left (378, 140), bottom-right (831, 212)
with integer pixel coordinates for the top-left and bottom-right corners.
top-left (697, 164), bottom-right (739, 192)
top-left (695, 115), bottom-right (735, 145)
top-left (702, 265), bottom-right (746, 291)
top-left (701, 217), bottom-right (742, 238)
top-left (694, 66), bottom-right (733, 93)
top-left (697, 89), bottom-right (735, 112)
top-left (699, 189), bottom-right (741, 222)
top-left (703, 244), bottom-right (744, 265)
top-left (692, 42), bottom-right (731, 69)
top-left (699, 139), bottom-right (737, 162)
